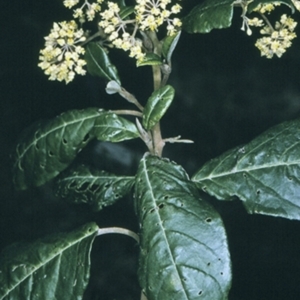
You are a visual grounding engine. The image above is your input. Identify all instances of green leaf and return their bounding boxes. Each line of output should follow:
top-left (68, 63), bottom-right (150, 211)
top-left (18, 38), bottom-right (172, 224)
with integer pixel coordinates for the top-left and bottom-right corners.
top-left (192, 119), bottom-right (300, 220)
top-left (248, 0), bottom-right (295, 13)
top-left (13, 108), bottom-right (106, 190)
top-left (119, 6), bottom-right (135, 19)
top-left (92, 113), bottom-right (140, 142)
top-left (0, 223), bottom-right (98, 300)
top-left (85, 42), bottom-right (121, 85)
top-left (55, 164), bottom-right (135, 211)
top-left (134, 154), bottom-right (231, 300)
top-left (162, 31), bottom-right (181, 64)
top-left (137, 53), bottom-right (162, 67)
top-left (182, 0), bottom-right (235, 33)
top-left (142, 85), bottom-right (175, 130)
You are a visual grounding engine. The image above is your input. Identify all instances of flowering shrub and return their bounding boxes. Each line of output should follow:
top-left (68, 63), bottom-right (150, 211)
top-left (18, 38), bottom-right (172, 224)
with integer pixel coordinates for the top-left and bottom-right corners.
top-left (2, 0), bottom-right (300, 299)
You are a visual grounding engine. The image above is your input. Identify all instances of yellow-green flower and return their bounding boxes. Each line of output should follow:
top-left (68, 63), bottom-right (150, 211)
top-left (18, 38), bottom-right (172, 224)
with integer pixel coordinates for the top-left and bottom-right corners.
top-left (38, 20), bottom-right (87, 83)
top-left (255, 14), bottom-right (297, 58)
top-left (63, 0), bottom-right (104, 22)
top-left (135, 0), bottom-right (182, 35)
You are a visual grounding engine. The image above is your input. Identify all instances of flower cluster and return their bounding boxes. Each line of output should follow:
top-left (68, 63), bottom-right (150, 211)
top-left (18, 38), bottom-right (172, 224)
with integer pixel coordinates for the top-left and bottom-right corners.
top-left (38, 21), bottom-right (87, 83)
top-left (253, 2), bottom-right (281, 14)
top-left (255, 14), bottom-right (297, 58)
top-left (39, 0), bottom-right (183, 82)
top-left (63, 0), bottom-right (104, 22)
top-left (240, 2), bottom-right (297, 58)
top-left (98, 2), bottom-right (145, 61)
top-left (135, 0), bottom-right (182, 36)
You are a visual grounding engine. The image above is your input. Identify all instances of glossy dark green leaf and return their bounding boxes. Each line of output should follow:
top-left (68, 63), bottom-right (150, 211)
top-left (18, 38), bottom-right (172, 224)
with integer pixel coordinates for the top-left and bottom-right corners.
top-left (55, 164), bottom-right (134, 211)
top-left (162, 31), bottom-right (181, 64)
top-left (134, 154), bottom-right (231, 300)
top-left (182, 0), bottom-right (235, 33)
top-left (248, 0), bottom-right (295, 12)
top-left (193, 119), bottom-right (300, 220)
top-left (142, 85), bottom-right (175, 130)
top-left (85, 42), bottom-right (121, 85)
top-left (136, 53), bottom-right (162, 67)
top-left (92, 113), bottom-right (140, 142)
top-left (13, 108), bottom-right (106, 190)
top-left (0, 223), bottom-right (98, 300)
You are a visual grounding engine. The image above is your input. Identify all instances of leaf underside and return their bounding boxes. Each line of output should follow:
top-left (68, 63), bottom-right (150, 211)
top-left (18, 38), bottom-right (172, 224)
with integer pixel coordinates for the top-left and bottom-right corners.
top-left (192, 119), bottom-right (300, 220)
top-left (134, 154), bottom-right (231, 300)
top-left (55, 164), bottom-right (134, 211)
top-left (0, 223), bottom-right (98, 300)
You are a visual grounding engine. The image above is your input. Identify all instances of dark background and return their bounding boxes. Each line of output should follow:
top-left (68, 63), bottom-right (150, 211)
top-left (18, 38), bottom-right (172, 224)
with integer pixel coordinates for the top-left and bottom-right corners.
top-left (2, 0), bottom-right (300, 299)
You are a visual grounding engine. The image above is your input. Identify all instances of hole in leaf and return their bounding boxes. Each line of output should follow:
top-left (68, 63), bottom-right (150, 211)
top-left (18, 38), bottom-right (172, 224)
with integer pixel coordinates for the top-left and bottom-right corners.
top-left (115, 193), bottom-right (120, 198)
top-left (256, 189), bottom-right (261, 195)
top-left (164, 195), bottom-right (169, 200)
top-left (198, 290), bottom-right (203, 295)
top-left (220, 272), bottom-right (223, 275)
top-left (62, 138), bottom-right (68, 144)
top-left (207, 262), bottom-right (211, 266)
top-left (158, 203), bottom-right (164, 209)
top-left (202, 186), bottom-right (207, 192)
top-left (49, 150), bottom-right (54, 157)
top-left (180, 203), bottom-right (184, 207)
top-left (243, 173), bottom-right (247, 178)
top-left (78, 182), bottom-right (89, 191)
top-left (148, 286), bottom-right (153, 291)
top-left (205, 217), bottom-right (212, 223)
top-left (83, 133), bottom-right (90, 143)
top-left (149, 208), bottom-right (155, 213)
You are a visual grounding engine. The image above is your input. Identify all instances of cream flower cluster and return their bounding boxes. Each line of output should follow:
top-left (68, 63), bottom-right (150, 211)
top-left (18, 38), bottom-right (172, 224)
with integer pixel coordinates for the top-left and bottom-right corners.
top-left (135, 0), bottom-right (182, 35)
top-left (240, 2), bottom-right (297, 58)
top-left (38, 21), bottom-right (87, 83)
top-left (255, 14), bottom-right (297, 58)
top-left (63, 0), bottom-right (104, 22)
top-left (39, 0), bottom-right (183, 82)
top-left (98, 2), bottom-right (145, 61)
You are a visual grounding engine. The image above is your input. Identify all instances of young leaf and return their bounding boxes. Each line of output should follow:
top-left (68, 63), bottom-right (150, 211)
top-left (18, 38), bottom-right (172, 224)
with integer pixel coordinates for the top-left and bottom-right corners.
top-left (192, 118), bottom-right (300, 220)
top-left (85, 42), bottom-right (121, 85)
top-left (134, 154), bottom-right (231, 300)
top-left (13, 108), bottom-right (106, 190)
top-left (142, 85), bottom-right (175, 130)
top-left (162, 31), bottom-right (181, 64)
top-left (92, 113), bottom-right (140, 142)
top-left (55, 164), bottom-right (135, 211)
top-left (182, 0), bottom-right (235, 33)
top-left (0, 222), bottom-right (98, 300)
top-left (136, 53), bottom-right (162, 67)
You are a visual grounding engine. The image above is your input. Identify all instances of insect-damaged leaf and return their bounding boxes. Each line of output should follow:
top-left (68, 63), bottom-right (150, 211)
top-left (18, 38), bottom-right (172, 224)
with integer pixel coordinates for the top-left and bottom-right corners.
top-left (12, 108), bottom-right (105, 190)
top-left (193, 118), bottom-right (300, 220)
top-left (0, 223), bottom-right (98, 300)
top-left (55, 164), bottom-right (134, 211)
top-left (134, 154), bottom-right (231, 300)
top-left (85, 42), bottom-right (121, 85)
top-left (142, 85), bottom-right (175, 130)
top-left (12, 109), bottom-right (139, 190)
